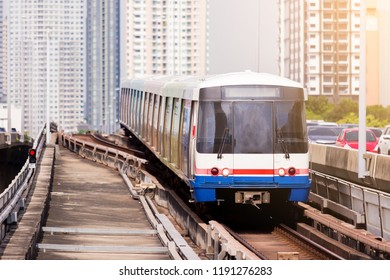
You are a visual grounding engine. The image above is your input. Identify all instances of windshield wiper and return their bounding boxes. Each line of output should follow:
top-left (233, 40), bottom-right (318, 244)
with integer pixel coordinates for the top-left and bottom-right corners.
top-left (217, 128), bottom-right (229, 159)
top-left (277, 130), bottom-right (290, 159)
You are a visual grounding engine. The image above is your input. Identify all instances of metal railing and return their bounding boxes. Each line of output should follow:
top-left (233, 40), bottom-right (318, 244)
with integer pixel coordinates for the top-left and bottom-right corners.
top-left (310, 170), bottom-right (390, 241)
top-left (0, 125), bottom-right (46, 242)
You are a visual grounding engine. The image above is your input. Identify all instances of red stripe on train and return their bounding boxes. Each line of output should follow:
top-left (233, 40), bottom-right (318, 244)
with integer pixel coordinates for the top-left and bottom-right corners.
top-left (194, 167), bottom-right (309, 175)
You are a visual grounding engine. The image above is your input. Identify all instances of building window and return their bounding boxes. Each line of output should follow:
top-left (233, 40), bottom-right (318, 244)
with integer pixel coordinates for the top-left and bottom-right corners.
top-left (324, 86), bottom-right (333, 94)
top-left (323, 65), bottom-right (333, 72)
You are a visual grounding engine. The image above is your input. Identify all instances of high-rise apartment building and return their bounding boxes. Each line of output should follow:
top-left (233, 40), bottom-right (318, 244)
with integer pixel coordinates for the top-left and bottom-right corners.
top-left (0, 0), bottom-right (4, 100)
top-left (86, 0), bottom-right (120, 133)
top-left (280, 0), bottom-right (361, 103)
top-left (1, 11), bottom-right (7, 105)
top-left (7, 0), bottom-right (85, 137)
top-left (279, 0), bottom-right (390, 106)
top-left (121, 0), bottom-right (207, 79)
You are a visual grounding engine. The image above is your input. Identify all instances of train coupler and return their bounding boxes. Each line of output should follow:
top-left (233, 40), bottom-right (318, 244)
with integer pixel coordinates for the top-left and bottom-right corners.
top-left (235, 191), bottom-right (271, 207)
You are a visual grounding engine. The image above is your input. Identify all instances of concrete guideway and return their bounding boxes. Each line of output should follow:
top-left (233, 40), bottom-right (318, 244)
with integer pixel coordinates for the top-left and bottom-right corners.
top-left (1, 140), bottom-right (199, 260)
top-left (38, 146), bottom-right (171, 260)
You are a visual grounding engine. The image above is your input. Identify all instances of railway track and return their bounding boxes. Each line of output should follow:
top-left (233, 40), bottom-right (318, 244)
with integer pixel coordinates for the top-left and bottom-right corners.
top-left (73, 133), bottom-right (145, 158)
top-left (225, 223), bottom-right (342, 260)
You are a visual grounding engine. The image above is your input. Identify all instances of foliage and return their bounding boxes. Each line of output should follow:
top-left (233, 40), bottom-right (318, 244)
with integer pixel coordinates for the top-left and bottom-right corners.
top-left (78, 129), bottom-right (88, 134)
top-left (324, 98), bottom-right (358, 122)
top-left (337, 112), bottom-right (358, 125)
top-left (305, 97), bottom-right (390, 128)
top-left (23, 132), bottom-right (30, 143)
top-left (367, 105), bottom-right (390, 123)
top-left (305, 96), bottom-right (331, 118)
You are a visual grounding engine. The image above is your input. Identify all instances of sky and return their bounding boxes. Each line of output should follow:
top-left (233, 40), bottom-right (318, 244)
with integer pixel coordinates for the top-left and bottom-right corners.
top-left (207, 0), bottom-right (279, 75)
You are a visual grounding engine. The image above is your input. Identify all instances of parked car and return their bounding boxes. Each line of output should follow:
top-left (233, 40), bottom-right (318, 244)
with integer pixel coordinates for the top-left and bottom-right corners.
top-left (376, 125), bottom-right (390, 155)
top-left (336, 128), bottom-right (378, 152)
top-left (306, 120), bottom-right (338, 127)
top-left (338, 123), bottom-right (358, 129)
top-left (368, 127), bottom-right (383, 138)
top-left (307, 126), bottom-right (342, 145)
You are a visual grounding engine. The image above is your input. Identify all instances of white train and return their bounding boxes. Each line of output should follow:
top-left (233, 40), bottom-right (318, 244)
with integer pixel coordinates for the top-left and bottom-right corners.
top-left (120, 71), bottom-right (311, 207)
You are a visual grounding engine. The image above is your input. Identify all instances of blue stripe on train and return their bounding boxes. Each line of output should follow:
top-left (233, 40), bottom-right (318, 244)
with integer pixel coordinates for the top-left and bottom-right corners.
top-left (190, 175), bottom-right (311, 203)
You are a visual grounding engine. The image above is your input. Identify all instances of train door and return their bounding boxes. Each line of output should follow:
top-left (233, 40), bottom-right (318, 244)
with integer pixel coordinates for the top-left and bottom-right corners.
top-left (232, 102), bottom-right (274, 184)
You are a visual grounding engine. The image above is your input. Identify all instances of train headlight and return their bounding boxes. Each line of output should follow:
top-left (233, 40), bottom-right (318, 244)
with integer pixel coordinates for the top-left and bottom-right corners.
top-left (222, 168), bottom-right (229, 177)
top-left (211, 167), bottom-right (219, 176)
top-left (278, 168), bottom-right (286, 176)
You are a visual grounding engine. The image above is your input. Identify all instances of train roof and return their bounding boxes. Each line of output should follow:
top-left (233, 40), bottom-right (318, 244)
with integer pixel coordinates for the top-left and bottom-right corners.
top-left (120, 71), bottom-right (304, 100)
top-left (122, 72), bottom-right (303, 89)
top-left (196, 71), bottom-right (303, 89)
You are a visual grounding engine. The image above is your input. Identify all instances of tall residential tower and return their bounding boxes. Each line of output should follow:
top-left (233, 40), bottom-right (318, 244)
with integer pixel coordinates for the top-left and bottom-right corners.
top-left (279, 0), bottom-right (390, 106)
top-left (121, 0), bottom-right (207, 79)
top-left (86, 0), bottom-right (120, 133)
top-left (7, 0), bottom-right (85, 137)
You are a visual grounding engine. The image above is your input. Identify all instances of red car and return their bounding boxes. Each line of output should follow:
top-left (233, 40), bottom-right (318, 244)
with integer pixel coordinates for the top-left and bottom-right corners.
top-left (336, 128), bottom-right (378, 152)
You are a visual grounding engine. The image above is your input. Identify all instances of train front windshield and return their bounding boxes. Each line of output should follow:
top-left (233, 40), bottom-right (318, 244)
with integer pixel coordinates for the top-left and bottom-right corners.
top-left (196, 86), bottom-right (308, 154)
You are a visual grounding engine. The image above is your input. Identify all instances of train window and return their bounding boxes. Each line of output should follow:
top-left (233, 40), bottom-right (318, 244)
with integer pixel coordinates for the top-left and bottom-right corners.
top-left (120, 89), bottom-right (124, 122)
top-left (197, 100), bottom-right (307, 154)
top-left (139, 91), bottom-right (144, 135)
top-left (158, 97), bottom-right (165, 154)
top-left (275, 101), bottom-right (308, 153)
top-left (122, 89), bottom-right (126, 124)
top-left (119, 89), bottom-right (123, 121)
top-left (143, 92), bottom-right (149, 140)
top-left (141, 91), bottom-right (147, 137)
top-left (130, 89), bottom-right (134, 128)
top-left (233, 102), bottom-right (273, 154)
top-left (197, 101), bottom-right (233, 154)
top-left (181, 99), bottom-right (192, 176)
top-left (163, 97), bottom-right (173, 159)
top-left (123, 89), bottom-right (128, 124)
top-left (148, 94), bottom-right (155, 144)
top-left (133, 90), bottom-right (137, 131)
top-left (127, 88), bottom-right (131, 125)
top-left (125, 89), bottom-right (129, 124)
top-left (138, 91), bottom-right (143, 134)
top-left (171, 98), bottom-right (182, 168)
top-left (127, 89), bottom-right (130, 126)
top-left (153, 96), bottom-right (161, 150)
top-left (132, 89), bottom-right (137, 129)
top-left (135, 91), bottom-right (141, 134)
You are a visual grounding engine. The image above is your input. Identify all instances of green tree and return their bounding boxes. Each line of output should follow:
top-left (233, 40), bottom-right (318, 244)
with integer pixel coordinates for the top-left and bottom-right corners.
top-left (305, 96), bottom-right (331, 116)
top-left (337, 112), bottom-right (358, 125)
top-left (305, 96), bottom-right (390, 127)
top-left (324, 98), bottom-right (358, 122)
top-left (366, 114), bottom-right (388, 128)
top-left (367, 105), bottom-right (390, 123)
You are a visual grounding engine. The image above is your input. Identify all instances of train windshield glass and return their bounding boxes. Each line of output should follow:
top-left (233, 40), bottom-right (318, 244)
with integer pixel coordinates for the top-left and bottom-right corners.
top-left (274, 101), bottom-right (308, 153)
top-left (196, 102), bottom-right (233, 154)
top-left (197, 99), bottom-right (308, 154)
